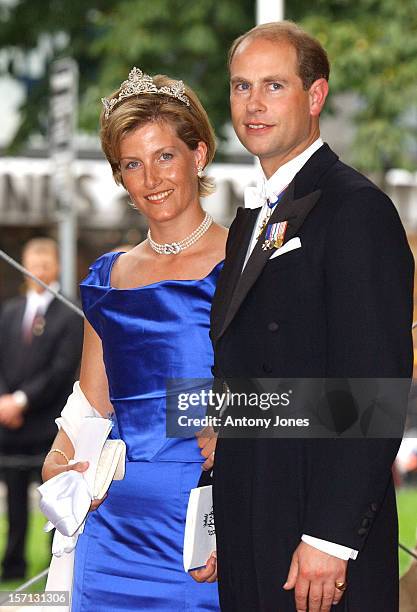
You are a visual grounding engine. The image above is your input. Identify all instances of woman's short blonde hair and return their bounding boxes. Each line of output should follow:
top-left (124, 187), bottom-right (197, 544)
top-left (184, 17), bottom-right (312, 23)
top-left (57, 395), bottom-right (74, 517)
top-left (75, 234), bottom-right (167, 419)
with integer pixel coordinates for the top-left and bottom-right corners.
top-left (100, 74), bottom-right (216, 197)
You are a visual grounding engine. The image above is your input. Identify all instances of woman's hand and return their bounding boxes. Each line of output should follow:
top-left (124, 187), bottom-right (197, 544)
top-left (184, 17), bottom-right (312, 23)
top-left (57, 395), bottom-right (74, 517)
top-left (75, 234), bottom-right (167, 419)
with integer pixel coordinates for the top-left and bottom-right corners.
top-left (41, 455), bottom-right (88, 482)
top-left (190, 551), bottom-right (217, 583)
top-left (41, 456), bottom-right (107, 511)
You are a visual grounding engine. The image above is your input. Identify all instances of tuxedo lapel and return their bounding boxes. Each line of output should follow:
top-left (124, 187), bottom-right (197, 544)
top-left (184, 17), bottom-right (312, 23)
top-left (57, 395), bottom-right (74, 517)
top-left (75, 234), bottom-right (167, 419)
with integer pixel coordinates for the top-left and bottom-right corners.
top-left (217, 181), bottom-right (322, 341)
top-left (211, 206), bottom-right (258, 342)
top-left (212, 144), bottom-right (339, 345)
top-left (10, 299), bottom-right (26, 344)
top-left (8, 298), bottom-right (27, 371)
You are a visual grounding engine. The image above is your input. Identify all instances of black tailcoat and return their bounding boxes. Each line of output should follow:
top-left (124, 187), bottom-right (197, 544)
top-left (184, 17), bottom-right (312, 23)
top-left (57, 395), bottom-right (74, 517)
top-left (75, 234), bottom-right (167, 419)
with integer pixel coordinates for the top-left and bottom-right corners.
top-left (210, 145), bottom-right (414, 611)
top-left (0, 295), bottom-right (83, 450)
top-left (0, 294), bottom-right (83, 578)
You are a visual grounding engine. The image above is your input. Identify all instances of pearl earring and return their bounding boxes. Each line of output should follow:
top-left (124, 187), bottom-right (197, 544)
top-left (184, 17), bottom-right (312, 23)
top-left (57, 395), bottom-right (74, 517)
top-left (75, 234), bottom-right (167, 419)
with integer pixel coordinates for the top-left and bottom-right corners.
top-left (197, 165), bottom-right (203, 178)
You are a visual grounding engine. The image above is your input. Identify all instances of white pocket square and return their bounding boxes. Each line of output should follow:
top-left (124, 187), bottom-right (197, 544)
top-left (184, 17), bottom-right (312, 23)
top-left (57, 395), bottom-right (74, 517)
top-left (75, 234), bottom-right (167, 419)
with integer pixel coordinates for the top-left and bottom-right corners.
top-left (269, 237), bottom-right (302, 259)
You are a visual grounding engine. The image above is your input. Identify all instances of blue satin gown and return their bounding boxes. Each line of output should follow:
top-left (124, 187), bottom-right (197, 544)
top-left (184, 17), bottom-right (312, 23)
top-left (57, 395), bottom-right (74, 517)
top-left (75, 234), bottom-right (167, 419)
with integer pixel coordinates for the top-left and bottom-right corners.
top-left (71, 252), bottom-right (222, 611)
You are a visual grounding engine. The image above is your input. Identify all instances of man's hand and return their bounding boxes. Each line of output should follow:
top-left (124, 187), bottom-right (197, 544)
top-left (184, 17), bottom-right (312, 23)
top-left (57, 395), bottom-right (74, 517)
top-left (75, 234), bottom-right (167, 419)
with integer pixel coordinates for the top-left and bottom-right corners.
top-left (190, 551), bottom-right (217, 583)
top-left (283, 542), bottom-right (347, 611)
top-left (196, 426), bottom-right (217, 471)
top-left (0, 394), bottom-right (25, 429)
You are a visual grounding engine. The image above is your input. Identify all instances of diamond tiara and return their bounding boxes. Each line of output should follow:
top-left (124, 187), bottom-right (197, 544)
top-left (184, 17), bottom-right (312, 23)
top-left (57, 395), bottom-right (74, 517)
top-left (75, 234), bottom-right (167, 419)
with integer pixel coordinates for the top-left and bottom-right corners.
top-left (101, 67), bottom-right (190, 119)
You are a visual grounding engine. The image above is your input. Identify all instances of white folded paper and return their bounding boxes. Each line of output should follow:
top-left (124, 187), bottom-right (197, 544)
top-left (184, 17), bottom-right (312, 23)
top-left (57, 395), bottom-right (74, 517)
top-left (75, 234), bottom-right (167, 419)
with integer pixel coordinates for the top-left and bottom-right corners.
top-left (269, 236), bottom-right (302, 259)
top-left (183, 485), bottom-right (216, 571)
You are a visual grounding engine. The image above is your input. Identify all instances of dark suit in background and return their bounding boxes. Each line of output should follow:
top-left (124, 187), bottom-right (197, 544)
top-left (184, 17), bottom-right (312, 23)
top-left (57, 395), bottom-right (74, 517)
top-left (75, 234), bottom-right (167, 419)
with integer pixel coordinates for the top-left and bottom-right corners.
top-left (211, 145), bottom-right (414, 610)
top-left (0, 295), bottom-right (82, 579)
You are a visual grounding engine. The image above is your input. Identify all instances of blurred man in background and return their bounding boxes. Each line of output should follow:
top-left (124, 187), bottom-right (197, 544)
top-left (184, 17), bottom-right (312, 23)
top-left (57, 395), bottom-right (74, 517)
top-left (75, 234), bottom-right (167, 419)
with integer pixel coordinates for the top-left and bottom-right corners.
top-left (0, 237), bottom-right (83, 581)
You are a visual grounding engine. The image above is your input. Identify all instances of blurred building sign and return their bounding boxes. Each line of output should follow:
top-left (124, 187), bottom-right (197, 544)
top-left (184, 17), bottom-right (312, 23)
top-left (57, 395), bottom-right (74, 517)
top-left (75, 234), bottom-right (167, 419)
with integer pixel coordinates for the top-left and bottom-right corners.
top-left (1, 158), bottom-right (415, 230)
top-left (0, 158), bottom-right (255, 228)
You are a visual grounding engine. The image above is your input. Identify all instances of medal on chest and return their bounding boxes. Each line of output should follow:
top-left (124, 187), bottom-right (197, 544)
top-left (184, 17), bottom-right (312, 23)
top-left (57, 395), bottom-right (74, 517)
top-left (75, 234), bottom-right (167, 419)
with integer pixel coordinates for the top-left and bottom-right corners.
top-left (261, 221), bottom-right (288, 251)
top-left (32, 314), bottom-right (46, 336)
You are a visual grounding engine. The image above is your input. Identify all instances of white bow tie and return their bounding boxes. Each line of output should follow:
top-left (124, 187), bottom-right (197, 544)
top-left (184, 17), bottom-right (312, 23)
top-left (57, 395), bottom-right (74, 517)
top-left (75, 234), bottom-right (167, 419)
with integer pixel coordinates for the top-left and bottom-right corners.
top-left (244, 184), bottom-right (286, 210)
top-left (244, 185), bottom-right (267, 209)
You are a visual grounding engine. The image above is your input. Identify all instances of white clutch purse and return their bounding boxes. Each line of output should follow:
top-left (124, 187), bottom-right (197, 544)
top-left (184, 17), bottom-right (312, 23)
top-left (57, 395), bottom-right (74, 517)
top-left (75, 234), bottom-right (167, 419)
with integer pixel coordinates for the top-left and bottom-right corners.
top-left (94, 439), bottom-right (126, 499)
top-left (38, 417), bottom-right (126, 539)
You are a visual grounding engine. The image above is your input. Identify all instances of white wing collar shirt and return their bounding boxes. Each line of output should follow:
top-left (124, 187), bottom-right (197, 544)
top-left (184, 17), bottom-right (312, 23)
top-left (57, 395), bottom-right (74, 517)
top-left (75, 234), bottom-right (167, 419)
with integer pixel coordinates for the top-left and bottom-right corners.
top-left (242, 137), bottom-right (358, 561)
top-left (243, 137), bottom-right (323, 267)
top-left (22, 281), bottom-right (59, 335)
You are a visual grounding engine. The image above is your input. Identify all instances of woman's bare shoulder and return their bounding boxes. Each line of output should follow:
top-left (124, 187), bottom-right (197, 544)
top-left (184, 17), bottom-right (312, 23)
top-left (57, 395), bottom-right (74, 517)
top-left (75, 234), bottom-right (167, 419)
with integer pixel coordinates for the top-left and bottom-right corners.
top-left (109, 242), bottom-right (149, 286)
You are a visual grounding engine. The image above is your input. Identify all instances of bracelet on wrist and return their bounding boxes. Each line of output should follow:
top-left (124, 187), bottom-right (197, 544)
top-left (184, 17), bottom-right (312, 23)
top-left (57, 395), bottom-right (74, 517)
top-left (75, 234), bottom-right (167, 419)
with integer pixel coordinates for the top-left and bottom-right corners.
top-left (45, 448), bottom-right (70, 464)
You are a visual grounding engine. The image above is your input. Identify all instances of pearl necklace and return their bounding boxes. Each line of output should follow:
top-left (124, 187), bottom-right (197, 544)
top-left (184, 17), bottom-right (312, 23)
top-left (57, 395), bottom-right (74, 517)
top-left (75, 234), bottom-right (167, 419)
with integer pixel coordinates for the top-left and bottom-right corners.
top-left (147, 212), bottom-right (213, 255)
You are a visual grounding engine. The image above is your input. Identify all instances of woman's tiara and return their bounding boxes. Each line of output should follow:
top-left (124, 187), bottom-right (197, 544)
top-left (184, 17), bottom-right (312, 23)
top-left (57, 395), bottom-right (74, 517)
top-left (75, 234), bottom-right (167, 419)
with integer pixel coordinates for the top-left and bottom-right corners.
top-left (101, 67), bottom-right (190, 119)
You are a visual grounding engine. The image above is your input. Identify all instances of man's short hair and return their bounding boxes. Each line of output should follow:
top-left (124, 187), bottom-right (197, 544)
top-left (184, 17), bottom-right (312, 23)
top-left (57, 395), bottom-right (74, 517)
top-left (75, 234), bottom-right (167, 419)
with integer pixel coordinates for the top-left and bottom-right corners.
top-left (22, 237), bottom-right (59, 260)
top-left (228, 21), bottom-right (330, 90)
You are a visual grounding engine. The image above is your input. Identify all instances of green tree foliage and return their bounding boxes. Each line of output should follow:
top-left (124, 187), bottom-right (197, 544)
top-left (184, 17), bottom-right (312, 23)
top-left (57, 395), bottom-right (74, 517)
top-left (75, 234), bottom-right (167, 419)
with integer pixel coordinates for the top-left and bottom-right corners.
top-left (80, 0), bottom-right (254, 153)
top-left (290, 0), bottom-right (417, 170)
top-left (1, 0), bottom-right (253, 155)
top-left (1, 0), bottom-right (417, 170)
top-left (0, 0), bottom-right (116, 150)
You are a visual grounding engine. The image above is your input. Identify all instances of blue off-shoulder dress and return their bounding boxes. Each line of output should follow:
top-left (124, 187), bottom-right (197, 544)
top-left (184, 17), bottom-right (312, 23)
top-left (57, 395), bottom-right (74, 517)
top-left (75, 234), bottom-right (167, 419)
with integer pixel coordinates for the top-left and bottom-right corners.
top-left (71, 252), bottom-right (222, 612)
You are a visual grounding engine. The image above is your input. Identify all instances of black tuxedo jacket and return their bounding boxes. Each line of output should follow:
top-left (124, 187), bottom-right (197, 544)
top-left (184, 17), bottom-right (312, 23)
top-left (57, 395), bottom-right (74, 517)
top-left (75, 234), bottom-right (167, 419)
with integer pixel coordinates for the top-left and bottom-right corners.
top-left (211, 144), bottom-right (414, 611)
top-left (0, 295), bottom-right (83, 452)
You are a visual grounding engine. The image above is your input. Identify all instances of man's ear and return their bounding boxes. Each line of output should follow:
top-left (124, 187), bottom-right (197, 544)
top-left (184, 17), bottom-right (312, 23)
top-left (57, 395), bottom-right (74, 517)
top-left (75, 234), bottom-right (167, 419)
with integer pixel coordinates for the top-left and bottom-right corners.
top-left (309, 78), bottom-right (329, 117)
